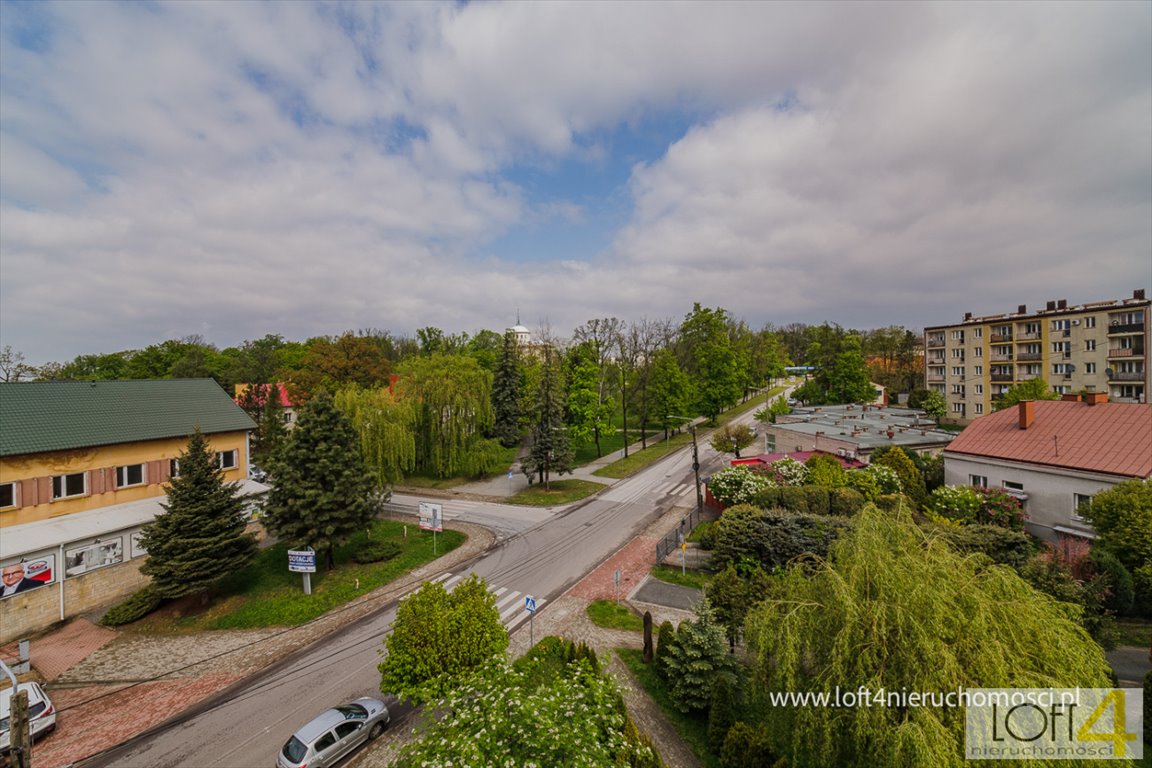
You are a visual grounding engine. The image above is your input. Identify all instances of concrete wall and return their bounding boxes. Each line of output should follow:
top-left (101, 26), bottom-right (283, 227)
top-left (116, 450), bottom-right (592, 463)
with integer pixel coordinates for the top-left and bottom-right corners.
top-left (0, 557), bottom-right (150, 643)
top-left (943, 454), bottom-right (1127, 543)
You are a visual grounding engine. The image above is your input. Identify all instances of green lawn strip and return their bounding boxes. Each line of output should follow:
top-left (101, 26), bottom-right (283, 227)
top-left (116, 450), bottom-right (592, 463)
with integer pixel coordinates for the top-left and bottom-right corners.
top-left (593, 432), bottom-right (694, 479)
top-left (166, 520), bottom-right (464, 631)
top-left (1113, 619), bottom-right (1152, 648)
top-left (686, 520), bottom-right (714, 544)
top-left (616, 647), bottom-right (720, 768)
top-left (572, 429), bottom-right (660, 466)
top-left (586, 600), bottom-right (645, 631)
top-left (507, 478), bottom-right (606, 506)
top-left (650, 564), bottom-right (711, 591)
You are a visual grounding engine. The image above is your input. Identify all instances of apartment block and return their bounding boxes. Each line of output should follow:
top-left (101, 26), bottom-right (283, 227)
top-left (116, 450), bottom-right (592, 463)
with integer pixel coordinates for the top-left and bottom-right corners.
top-left (925, 290), bottom-right (1149, 424)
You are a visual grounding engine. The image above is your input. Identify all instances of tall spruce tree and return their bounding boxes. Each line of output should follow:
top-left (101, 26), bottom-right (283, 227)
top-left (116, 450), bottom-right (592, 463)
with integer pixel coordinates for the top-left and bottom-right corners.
top-left (139, 429), bottom-right (257, 598)
top-left (522, 347), bottom-right (573, 489)
top-left (264, 391), bottom-right (376, 570)
top-left (491, 330), bottom-right (522, 447)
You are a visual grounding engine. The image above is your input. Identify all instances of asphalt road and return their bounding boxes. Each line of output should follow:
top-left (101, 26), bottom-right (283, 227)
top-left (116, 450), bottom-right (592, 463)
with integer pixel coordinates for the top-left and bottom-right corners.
top-left (81, 429), bottom-right (724, 768)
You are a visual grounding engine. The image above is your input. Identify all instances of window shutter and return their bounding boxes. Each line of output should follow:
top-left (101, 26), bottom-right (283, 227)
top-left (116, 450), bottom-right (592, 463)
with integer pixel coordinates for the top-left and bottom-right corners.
top-left (92, 468), bottom-right (108, 494)
top-left (37, 476), bottom-right (51, 503)
top-left (147, 460), bottom-right (163, 485)
top-left (19, 478), bottom-right (37, 507)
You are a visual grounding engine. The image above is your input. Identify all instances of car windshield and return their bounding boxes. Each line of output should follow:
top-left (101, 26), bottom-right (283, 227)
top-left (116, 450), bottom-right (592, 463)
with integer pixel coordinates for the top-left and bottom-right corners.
top-left (282, 736), bottom-right (308, 763)
top-left (335, 703), bottom-right (368, 720)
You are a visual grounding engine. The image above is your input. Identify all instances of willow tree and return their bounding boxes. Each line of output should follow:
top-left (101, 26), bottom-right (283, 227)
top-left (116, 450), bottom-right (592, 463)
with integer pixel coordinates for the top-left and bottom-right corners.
top-left (397, 353), bottom-right (497, 478)
top-left (334, 386), bottom-right (416, 486)
top-left (745, 506), bottom-right (1115, 768)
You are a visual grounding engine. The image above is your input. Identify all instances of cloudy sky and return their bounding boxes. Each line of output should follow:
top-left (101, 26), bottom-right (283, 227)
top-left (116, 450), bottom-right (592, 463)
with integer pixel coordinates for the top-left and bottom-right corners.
top-left (1, 1), bottom-right (1149, 364)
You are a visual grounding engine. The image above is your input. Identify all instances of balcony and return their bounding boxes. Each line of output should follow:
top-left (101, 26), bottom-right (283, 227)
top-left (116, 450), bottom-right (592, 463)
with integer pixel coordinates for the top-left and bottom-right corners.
top-left (1016, 352), bottom-right (1042, 361)
top-left (990, 333), bottom-right (1013, 343)
top-left (990, 355), bottom-right (1014, 362)
top-left (1110, 371), bottom-right (1146, 382)
top-left (1108, 348), bottom-right (1142, 359)
top-left (1016, 333), bottom-right (1042, 341)
top-left (927, 375), bottom-right (945, 383)
top-left (991, 373), bottom-right (1014, 382)
top-left (927, 336), bottom-right (945, 348)
top-left (1107, 322), bottom-right (1145, 335)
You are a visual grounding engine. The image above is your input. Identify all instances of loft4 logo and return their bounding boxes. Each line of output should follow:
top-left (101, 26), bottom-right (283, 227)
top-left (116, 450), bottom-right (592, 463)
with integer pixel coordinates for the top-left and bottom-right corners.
top-left (966, 688), bottom-right (1143, 761)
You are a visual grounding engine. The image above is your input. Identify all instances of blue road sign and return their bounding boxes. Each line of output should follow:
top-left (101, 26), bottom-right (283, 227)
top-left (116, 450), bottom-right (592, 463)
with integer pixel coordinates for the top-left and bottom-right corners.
top-left (525, 595), bottom-right (537, 613)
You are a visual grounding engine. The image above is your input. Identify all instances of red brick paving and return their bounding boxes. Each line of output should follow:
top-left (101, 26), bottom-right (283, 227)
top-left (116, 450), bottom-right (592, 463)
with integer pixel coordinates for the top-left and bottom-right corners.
top-left (28, 618), bottom-right (117, 681)
top-left (569, 535), bottom-right (659, 602)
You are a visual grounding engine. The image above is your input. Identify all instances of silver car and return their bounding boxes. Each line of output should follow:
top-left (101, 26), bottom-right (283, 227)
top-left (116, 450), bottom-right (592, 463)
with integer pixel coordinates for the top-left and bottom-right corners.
top-left (276, 697), bottom-right (389, 768)
top-left (0, 682), bottom-right (57, 750)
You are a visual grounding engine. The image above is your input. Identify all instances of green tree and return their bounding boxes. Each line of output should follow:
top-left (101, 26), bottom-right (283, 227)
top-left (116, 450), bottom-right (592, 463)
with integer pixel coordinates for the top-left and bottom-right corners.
top-left (138, 429), bottom-right (257, 598)
top-left (680, 304), bottom-right (744, 422)
top-left (397, 353), bottom-right (496, 478)
top-left (745, 506), bottom-right (1114, 768)
top-left (565, 340), bottom-right (614, 457)
top-left (872, 446), bottom-right (927, 509)
top-left (992, 377), bottom-right (1060, 411)
top-left (491, 330), bottom-right (524, 447)
top-left (254, 385), bottom-right (288, 467)
top-left (754, 395), bottom-right (791, 426)
top-left (707, 563), bottom-right (773, 649)
top-left (263, 391), bottom-right (377, 570)
top-left (1082, 479), bottom-right (1152, 615)
top-left (647, 347), bottom-right (691, 439)
top-left (292, 332), bottom-right (391, 400)
top-left (523, 348), bottom-right (574, 489)
top-left (804, 453), bottom-right (847, 488)
top-left (662, 601), bottom-right (739, 712)
top-left (709, 422), bottom-right (758, 459)
top-left (918, 389), bottom-right (946, 421)
top-left (708, 673), bottom-right (739, 754)
top-left (378, 574), bottom-right (508, 703)
top-left (335, 386), bottom-right (416, 486)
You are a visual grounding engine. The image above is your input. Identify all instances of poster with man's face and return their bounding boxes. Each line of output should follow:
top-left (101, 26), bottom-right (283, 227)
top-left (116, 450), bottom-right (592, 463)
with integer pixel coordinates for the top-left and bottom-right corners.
top-left (1, 556), bottom-right (56, 598)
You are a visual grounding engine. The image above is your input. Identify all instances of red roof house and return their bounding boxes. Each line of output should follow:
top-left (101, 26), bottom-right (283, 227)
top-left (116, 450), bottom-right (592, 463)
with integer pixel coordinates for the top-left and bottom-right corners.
top-left (943, 395), bottom-right (1152, 542)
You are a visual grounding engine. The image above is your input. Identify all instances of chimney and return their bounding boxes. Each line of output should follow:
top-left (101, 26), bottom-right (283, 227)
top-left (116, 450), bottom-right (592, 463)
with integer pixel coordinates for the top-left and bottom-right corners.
top-left (1018, 400), bottom-right (1036, 430)
top-left (1018, 304), bottom-right (1027, 314)
top-left (1085, 392), bottom-right (1108, 406)
top-left (1057, 299), bottom-right (1067, 309)
top-left (1134, 289), bottom-right (1146, 300)
top-left (1046, 300), bottom-right (1056, 311)
top-left (964, 312), bottom-right (973, 321)
top-left (1061, 393), bottom-right (1080, 402)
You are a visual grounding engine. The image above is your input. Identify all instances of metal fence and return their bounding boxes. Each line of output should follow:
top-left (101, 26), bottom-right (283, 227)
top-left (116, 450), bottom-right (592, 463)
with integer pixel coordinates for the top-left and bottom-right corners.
top-left (654, 504), bottom-right (708, 564)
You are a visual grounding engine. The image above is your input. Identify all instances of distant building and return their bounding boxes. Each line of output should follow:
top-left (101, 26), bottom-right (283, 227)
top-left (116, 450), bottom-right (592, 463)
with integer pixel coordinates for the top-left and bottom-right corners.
top-left (942, 395), bottom-right (1152, 544)
top-left (924, 289), bottom-right (1149, 425)
top-left (235, 382), bottom-right (297, 428)
top-left (763, 403), bottom-right (955, 462)
top-left (0, 379), bottom-right (262, 642)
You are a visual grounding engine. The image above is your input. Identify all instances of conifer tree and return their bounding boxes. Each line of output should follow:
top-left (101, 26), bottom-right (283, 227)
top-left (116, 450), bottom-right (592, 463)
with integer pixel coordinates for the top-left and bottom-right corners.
top-left (491, 329), bottom-right (523, 448)
top-left (264, 391), bottom-right (376, 570)
top-left (522, 347), bottom-right (573, 489)
top-left (662, 601), bottom-right (738, 712)
top-left (139, 429), bottom-right (257, 598)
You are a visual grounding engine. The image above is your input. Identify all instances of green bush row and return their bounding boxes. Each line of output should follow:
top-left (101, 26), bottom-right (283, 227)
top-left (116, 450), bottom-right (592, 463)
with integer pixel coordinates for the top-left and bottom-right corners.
top-left (100, 585), bottom-right (163, 626)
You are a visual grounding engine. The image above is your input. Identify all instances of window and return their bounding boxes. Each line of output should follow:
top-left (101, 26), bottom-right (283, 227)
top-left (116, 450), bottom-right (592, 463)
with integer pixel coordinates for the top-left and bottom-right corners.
top-left (1085, 317), bottom-right (1096, 329)
top-left (1072, 493), bottom-right (1093, 522)
top-left (0, 482), bottom-right (15, 509)
top-left (116, 463), bottom-right (146, 488)
top-left (974, 384), bottom-right (983, 395)
top-left (970, 475), bottom-right (988, 487)
top-left (169, 459), bottom-right (180, 478)
top-left (334, 722), bottom-right (361, 739)
top-left (951, 330), bottom-right (965, 341)
top-left (314, 732), bottom-right (337, 753)
top-left (216, 450), bottom-right (237, 470)
top-left (952, 366), bottom-right (965, 377)
top-left (1085, 339), bottom-right (1096, 351)
top-left (973, 328), bottom-right (983, 338)
top-left (951, 348), bottom-right (965, 359)
top-left (1085, 362), bottom-right (1096, 374)
top-left (974, 365), bottom-right (983, 376)
top-left (766, 434), bottom-right (776, 451)
top-left (951, 402), bottom-right (966, 414)
top-left (52, 472), bottom-right (87, 500)
top-left (283, 412), bottom-right (294, 423)
top-left (1004, 481), bottom-right (1024, 493)
top-left (974, 403), bottom-right (984, 414)
top-left (974, 347), bottom-right (983, 357)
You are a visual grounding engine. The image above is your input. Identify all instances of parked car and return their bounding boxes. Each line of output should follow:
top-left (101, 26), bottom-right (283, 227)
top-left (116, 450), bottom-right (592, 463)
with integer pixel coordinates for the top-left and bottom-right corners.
top-left (248, 464), bottom-right (268, 483)
top-left (0, 682), bottom-right (57, 750)
top-left (276, 697), bottom-right (389, 768)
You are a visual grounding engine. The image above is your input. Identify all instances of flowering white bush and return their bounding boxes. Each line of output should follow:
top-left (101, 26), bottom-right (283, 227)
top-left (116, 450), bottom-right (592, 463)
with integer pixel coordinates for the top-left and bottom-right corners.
top-left (708, 465), bottom-right (775, 505)
top-left (770, 457), bottom-right (810, 487)
top-left (862, 463), bottom-right (902, 494)
top-left (928, 484), bottom-right (982, 524)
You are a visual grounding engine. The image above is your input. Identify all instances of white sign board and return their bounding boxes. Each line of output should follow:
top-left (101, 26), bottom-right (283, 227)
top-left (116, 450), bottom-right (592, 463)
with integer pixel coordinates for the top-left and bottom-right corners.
top-left (288, 549), bottom-right (316, 573)
top-left (419, 502), bottom-right (443, 532)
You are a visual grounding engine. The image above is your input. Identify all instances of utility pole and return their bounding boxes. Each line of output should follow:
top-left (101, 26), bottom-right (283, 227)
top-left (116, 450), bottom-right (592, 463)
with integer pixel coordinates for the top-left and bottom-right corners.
top-left (2, 659), bottom-right (30, 768)
top-left (669, 416), bottom-right (704, 517)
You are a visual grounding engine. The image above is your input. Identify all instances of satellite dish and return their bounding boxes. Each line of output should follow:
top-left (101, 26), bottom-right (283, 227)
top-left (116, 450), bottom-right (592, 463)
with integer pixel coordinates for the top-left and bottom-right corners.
top-left (1105, 368), bottom-right (1114, 378)
top-left (1066, 364), bottom-right (1075, 372)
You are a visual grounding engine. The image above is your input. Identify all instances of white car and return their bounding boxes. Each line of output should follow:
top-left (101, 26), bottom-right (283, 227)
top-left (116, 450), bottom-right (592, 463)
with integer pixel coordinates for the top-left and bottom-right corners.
top-left (276, 697), bottom-right (389, 768)
top-left (0, 682), bottom-right (57, 750)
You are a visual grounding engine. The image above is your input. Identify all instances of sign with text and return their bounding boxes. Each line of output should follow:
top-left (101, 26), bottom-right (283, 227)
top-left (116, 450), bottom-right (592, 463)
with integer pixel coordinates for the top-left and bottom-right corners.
top-left (288, 549), bottom-right (316, 573)
top-left (419, 502), bottom-right (443, 532)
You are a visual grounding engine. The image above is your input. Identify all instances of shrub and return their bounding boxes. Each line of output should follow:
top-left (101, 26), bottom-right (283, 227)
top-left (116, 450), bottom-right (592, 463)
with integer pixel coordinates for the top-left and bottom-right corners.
top-left (862, 463), bottom-right (902, 495)
top-left (709, 465), bottom-right (776, 506)
top-left (708, 673), bottom-right (738, 753)
top-left (654, 620), bottom-right (676, 679)
top-left (804, 454), bottom-right (847, 488)
top-left (802, 486), bottom-right (830, 516)
top-left (974, 486), bottom-right (1027, 530)
top-left (873, 493), bottom-right (904, 512)
top-left (928, 485), bottom-right (982, 524)
top-left (845, 469), bottom-right (881, 501)
top-left (721, 722), bottom-right (781, 768)
top-left (100, 585), bottom-right (163, 626)
top-left (937, 524), bottom-right (1035, 568)
top-left (711, 506), bottom-right (853, 571)
top-left (1089, 548), bottom-right (1135, 616)
top-left (872, 447), bottom-right (925, 507)
top-left (770, 457), bottom-right (809, 486)
top-left (828, 487), bottom-right (866, 517)
top-left (352, 540), bottom-right (402, 564)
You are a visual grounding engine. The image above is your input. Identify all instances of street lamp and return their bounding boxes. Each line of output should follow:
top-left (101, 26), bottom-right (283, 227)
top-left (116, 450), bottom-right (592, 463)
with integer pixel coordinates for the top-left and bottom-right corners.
top-left (669, 415), bottom-right (704, 516)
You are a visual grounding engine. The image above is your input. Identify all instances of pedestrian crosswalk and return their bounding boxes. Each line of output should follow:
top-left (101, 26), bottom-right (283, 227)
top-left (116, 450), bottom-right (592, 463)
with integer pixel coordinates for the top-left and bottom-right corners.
top-left (651, 480), bottom-right (695, 498)
top-left (419, 572), bottom-right (545, 633)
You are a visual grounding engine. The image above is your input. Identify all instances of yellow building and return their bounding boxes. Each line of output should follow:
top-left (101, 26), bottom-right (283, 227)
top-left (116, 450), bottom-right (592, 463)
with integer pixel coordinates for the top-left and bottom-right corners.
top-left (0, 379), bottom-right (262, 641)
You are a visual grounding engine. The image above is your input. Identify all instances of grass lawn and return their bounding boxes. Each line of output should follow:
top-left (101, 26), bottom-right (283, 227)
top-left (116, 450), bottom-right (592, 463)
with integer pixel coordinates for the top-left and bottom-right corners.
top-left (123, 519), bottom-right (464, 632)
top-left (650, 564), bottom-right (711, 591)
top-left (617, 647), bottom-right (720, 768)
top-left (586, 600), bottom-right (645, 631)
top-left (1114, 618), bottom-right (1152, 648)
top-left (507, 478), bottom-right (606, 506)
top-left (572, 429), bottom-right (659, 466)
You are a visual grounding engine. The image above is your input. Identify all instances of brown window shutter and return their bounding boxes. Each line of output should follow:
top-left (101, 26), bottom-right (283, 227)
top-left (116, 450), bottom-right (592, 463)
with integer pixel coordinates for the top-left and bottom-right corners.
top-left (38, 476), bottom-right (51, 503)
top-left (91, 468), bottom-right (107, 494)
top-left (147, 460), bottom-right (163, 485)
top-left (19, 478), bottom-right (36, 507)
top-left (158, 459), bottom-right (171, 483)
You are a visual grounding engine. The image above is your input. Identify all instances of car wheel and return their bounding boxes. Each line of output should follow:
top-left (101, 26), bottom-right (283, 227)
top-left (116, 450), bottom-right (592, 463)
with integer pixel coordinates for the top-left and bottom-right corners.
top-left (368, 722), bottom-right (386, 741)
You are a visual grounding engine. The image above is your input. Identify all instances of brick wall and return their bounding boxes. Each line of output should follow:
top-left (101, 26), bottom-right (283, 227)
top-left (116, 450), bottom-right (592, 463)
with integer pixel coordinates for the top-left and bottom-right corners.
top-left (0, 559), bottom-right (150, 643)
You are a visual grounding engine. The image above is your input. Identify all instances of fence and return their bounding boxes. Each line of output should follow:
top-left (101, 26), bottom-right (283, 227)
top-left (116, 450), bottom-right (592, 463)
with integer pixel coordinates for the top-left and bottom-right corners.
top-left (654, 503), bottom-right (708, 564)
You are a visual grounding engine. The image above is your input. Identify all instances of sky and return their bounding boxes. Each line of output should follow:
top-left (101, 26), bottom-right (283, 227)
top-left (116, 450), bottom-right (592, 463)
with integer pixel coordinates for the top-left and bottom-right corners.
top-left (1, 1), bottom-right (1150, 365)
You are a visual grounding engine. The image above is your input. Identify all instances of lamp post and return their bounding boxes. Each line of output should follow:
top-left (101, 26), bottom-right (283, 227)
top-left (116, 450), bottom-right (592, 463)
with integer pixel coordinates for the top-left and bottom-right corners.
top-left (669, 416), bottom-right (704, 516)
